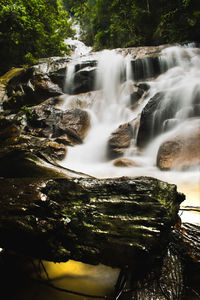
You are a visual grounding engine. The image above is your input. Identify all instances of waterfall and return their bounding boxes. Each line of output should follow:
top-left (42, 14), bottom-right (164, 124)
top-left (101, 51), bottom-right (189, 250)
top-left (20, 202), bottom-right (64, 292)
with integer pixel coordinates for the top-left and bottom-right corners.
top-left (60, 44), bottom-right (200, 222)
top-left (61, 50), bottom-right (135, 173)
top-left (64, 63), bottom-right (75, 94)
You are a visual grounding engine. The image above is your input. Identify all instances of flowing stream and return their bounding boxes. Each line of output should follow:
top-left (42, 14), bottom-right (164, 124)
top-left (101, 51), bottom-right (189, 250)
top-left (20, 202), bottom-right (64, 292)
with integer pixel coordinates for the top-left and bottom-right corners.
top-left (60, 44), bottom-right (200, 226)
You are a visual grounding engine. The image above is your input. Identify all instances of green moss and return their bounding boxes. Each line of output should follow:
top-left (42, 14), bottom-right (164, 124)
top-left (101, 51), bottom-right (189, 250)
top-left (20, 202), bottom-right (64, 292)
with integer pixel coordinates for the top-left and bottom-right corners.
top-left (0, 68), bottom-right (23, 85)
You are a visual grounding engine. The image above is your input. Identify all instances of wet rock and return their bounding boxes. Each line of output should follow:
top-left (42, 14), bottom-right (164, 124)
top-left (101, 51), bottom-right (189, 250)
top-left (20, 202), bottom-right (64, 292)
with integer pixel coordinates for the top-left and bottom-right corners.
top-left (157, 119), bottom-right (200, 170)
top-left (50, 59), bottom-right (97, 95)
top-left (53, 108), bottom-right (90, 142)
top-left (74, 60), bottom-right (97, 72)
top-left (2, 57), bottom-right (71, 111)
top-left (0, 99), bottom-right (91, 177)
top-left (2, 57), bottom-right (98, 110)
top-left (28, 104), bottom-right (90, 145)
top-left (0, 176), bottom-right (184, 266)
top-left (44, 141), bottom-right (67, 161)
top-left (54, 135), bottom-right (72, 145)
top-left (114, 221), bottom-right (200, 299)
top-left (130, 87), bottom-right (144, 108)
top-left (0, 131), bottom-right (67, 172)
top-left (131, 56), bottom-right (165, 82)
top-left (0, 114), bottom-right (68, 176)
top-left (113, 158), bottom-right (139, 167)
top-left (107, 123), bottom-right (134, 159)
top-left (0, 68), bottom-right (24, 105)
top-left (0, 123), bottom-right (20, 143)
top-left (3, 74), bottom-right (63, 111)
top-left (72, 67), bottom-right (97, 94)
top-left (35, 57), bottom-right (70, 75)
top-left (137, 92), bottom-right (165, 148)
top-left (137, 82), bottom-right (151, 92)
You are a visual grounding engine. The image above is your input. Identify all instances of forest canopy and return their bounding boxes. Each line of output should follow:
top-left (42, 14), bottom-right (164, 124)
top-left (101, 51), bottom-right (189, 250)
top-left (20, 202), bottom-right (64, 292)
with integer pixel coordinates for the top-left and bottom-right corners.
top-left (63, 0), bottom-right (200, 49)
top-left (0, 0), bottom-right (73, 72)
top-left (1, 0), bottom-right (200, 73)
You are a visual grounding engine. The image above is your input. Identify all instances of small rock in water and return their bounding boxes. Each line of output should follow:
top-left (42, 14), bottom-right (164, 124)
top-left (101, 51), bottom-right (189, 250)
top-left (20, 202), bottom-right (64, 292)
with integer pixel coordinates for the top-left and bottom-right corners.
top-left (113, 158), bottom-right (139, 167)
top-left (107, 123), bottom-right (134, 159)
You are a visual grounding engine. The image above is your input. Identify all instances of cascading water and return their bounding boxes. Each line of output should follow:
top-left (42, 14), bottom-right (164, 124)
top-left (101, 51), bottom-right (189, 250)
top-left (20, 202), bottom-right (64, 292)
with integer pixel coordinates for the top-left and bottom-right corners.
top-left (61, 50), bottom-right (140, 175)
top-left (60, 44), bottom-right (200, 223)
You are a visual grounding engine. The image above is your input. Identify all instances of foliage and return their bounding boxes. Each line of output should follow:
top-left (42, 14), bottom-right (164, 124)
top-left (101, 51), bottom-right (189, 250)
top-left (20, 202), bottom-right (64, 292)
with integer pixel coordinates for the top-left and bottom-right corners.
top-left (1, 0), bottom-right (200, 71)
top-left (0, 0), bottom-right (73, 73)
top-left (63, 0), bottom-right (200, 49)
top-left (154, 0), bottom-right (200, 44)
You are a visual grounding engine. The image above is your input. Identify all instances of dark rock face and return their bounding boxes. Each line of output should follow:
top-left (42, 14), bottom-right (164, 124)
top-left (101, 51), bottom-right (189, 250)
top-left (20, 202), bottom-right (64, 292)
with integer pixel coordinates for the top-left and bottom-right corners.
top-left (72, 67), bottom-right (97, 94)
top-left (64, 60), bottom-right (98, 95)
top-left (137, 92), bottom-right (164, 148)
top-left (137, 87), bottom-right (200, 149)
top-left (107, 123), bottom-right (134, 159)
top-left (71, 60), bottom-right (98, 94)
top-left (130, 86), bottom-right (145, 109)
top-left (131, 56), bottom-right (167, 82)
top-left (0, 176), bottom-right (184, 267)
top-left (137, 82), bottom-right (151, 92)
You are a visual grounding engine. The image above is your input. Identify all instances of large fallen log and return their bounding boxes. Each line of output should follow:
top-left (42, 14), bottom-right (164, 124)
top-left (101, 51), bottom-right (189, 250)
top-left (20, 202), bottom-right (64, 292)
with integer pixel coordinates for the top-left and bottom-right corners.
top-left (0, 176), bottom-right (184, 271)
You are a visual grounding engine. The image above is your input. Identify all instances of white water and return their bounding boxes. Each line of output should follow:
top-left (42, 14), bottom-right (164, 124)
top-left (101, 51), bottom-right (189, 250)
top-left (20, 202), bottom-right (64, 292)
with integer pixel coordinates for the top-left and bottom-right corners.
top-left (60, 44), bottom-right (200, 223)
top-left (64, 20), bottom-right (92, 59)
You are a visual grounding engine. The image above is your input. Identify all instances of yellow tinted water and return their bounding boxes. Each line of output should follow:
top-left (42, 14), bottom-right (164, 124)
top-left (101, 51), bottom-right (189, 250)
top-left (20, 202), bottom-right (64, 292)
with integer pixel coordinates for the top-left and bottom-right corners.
top-left (13, 259), bottom-right (119, 300)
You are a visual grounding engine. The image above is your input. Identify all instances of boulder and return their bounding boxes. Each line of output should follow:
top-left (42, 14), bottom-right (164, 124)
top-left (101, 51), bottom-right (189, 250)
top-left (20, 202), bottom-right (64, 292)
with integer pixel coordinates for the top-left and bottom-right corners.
top-left (107, 123), bottom-right (134, 159)
top-left (28, 103), bottom-right (90, 145)
top-left (0, 176), bottom-right (184, 268)
top-left (113, 158), bottom-right (139, 167)
top-left (0, 149), bottom-right (66, 178)
top-left (157, 119), bottom-right (200, 170)
top-left (53, 108), bottom-right (90, 142)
